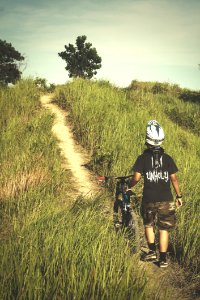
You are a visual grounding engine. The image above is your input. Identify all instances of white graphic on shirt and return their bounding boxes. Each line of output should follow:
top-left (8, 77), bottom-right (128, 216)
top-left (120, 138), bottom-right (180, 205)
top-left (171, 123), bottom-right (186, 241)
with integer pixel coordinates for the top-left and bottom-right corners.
top-left (151, 155), bottom-right (163, 168)
top-left (146, 170), bottom-right (169, 183)
top-left (151, 157), bottom-right (153, 168)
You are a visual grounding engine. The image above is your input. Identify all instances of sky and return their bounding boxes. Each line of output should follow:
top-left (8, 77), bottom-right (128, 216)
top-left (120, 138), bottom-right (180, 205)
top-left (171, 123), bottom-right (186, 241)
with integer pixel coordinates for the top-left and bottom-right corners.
top-left (0, 0), bottom-right (200, 90)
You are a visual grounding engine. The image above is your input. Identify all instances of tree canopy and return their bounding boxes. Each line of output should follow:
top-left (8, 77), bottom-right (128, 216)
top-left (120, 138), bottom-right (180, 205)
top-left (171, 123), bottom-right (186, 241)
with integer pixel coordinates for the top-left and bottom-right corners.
top-left (0, 39), bottom-right (24, 85)
top-left (58, 35), bottom-right (102, 79)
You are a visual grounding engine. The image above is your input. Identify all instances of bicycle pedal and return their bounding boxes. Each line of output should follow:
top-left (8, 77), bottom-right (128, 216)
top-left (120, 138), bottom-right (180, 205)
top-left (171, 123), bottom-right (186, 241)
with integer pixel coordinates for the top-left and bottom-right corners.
top-left (114, 222), bottom-right (121, 228)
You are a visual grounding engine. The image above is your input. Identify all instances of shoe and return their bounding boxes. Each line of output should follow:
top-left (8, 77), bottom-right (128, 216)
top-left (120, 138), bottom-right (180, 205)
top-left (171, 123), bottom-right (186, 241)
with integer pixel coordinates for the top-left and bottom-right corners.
top-left (159, 260), bottom-right (169, 268)
top-left (143, 250), bottom-right (157, 261)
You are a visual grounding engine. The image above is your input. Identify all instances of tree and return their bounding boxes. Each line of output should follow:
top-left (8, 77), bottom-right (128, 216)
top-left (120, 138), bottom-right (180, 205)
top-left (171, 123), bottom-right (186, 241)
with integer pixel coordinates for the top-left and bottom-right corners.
top-left (33, 77), bottom-right (56, 92)
top-left (58, 35), bottom-right (102, 79)
top-left (0, 39), bottom-right (25, 85)
top-left (34, 77), bottom-right (48, 90)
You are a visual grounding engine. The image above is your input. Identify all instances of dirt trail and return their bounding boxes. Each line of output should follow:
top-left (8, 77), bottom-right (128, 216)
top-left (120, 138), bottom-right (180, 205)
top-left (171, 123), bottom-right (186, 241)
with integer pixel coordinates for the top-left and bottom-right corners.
top-left (40, 94), bottom-right (100, 198)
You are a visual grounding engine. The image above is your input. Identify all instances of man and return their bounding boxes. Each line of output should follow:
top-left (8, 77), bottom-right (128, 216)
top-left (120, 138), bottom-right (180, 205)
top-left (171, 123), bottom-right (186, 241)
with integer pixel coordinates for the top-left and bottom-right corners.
top-left (128, 120), bottom-right (182, 268)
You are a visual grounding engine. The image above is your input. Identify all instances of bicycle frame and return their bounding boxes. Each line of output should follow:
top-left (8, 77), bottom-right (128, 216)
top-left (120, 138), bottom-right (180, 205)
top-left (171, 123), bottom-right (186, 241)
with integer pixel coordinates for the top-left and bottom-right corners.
top-left (97, 175), bottom-right (140, 252)
top-left (97, 175), bottom-right (134, 227)
top-left (114, 176), bottom-right (133, 228)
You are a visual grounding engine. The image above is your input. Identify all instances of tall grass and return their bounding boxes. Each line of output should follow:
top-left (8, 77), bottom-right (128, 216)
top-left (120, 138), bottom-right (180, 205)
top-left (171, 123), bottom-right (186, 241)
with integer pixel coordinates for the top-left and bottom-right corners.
top-left (0, 80), bottom-right (73, 218)
top-left (54, 78), bottom-right (200, 273)
top-left (1, 196), bottom-right (155, 300)
top-left (0, 80), bottom-right (160, 299)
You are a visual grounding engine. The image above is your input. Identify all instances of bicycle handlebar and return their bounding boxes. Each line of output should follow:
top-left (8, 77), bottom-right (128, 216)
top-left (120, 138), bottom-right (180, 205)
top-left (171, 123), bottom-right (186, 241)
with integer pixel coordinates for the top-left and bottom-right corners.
top-left (97, 175), bottom-right (133, 181)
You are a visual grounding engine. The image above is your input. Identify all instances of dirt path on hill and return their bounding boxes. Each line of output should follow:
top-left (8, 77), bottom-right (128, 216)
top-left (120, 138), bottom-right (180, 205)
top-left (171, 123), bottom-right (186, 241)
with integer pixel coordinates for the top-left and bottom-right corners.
top-left (40, 94), bottom-right (194, 300)
top-left (40, 94), bottom-right (100, 198)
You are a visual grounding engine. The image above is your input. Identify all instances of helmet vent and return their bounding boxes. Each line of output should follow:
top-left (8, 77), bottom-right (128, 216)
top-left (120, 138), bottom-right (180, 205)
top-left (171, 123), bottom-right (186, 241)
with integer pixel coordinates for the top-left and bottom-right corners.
top-left (146, 120), bottom-right (165, 146)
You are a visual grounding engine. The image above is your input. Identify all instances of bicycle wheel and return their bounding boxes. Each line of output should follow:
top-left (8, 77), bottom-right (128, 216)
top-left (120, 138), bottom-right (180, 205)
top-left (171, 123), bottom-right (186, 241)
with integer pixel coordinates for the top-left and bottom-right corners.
top-left (122, 210), bottom-right (140, 253)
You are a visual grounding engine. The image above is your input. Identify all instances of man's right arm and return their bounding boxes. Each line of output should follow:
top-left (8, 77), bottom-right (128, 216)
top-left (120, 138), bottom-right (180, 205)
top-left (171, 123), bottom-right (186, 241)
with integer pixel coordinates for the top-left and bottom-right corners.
top-left (129, 172), bottom-right (141, 188)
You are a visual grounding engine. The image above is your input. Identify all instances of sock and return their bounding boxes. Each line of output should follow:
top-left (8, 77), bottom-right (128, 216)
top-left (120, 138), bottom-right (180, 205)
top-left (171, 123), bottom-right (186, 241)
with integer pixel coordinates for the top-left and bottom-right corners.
top-left (148, 243), bottom-right (156, 252)
top-left (160, 252), bottom-right (167, 261)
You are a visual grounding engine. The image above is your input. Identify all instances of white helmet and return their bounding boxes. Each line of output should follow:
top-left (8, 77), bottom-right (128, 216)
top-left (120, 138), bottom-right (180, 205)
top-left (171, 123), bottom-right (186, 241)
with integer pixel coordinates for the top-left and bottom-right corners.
top-left (146, 120), bottom-right (165, 146)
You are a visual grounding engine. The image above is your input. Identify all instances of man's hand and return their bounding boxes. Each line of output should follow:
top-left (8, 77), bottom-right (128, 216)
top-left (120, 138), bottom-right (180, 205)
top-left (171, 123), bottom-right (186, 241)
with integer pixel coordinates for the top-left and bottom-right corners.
top-left (176, 195), bottom-right (183, 208)
top-left (126, 189), bottom-right (134, 197)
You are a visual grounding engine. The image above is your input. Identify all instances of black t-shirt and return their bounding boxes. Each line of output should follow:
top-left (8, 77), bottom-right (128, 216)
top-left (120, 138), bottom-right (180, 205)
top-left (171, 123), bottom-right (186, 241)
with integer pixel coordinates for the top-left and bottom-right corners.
top-left (133, 148), bottom-right (178, 202)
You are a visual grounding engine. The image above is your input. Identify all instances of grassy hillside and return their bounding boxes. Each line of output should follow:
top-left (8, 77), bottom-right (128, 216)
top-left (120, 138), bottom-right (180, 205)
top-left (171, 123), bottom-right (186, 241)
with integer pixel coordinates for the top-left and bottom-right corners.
top-left (0, 80), bottom-right (159, 299)
top-left (54, 78), bottom-right (200, 273)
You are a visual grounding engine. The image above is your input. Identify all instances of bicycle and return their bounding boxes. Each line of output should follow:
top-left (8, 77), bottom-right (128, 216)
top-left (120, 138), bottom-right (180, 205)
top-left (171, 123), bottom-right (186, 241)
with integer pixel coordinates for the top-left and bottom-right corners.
top-left (97, 175), bottom-right (140, 253)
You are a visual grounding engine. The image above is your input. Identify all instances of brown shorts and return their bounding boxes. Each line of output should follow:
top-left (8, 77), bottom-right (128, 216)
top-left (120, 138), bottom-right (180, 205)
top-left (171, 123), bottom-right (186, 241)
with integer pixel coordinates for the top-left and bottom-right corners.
top-left (141, 201), bottom-right (176, 231)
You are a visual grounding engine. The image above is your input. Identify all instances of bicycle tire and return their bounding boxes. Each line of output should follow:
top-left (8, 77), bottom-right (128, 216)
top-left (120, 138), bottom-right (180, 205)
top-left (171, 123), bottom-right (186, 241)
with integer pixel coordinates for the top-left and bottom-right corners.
top-left (122, 210), bottom-right (140, 253)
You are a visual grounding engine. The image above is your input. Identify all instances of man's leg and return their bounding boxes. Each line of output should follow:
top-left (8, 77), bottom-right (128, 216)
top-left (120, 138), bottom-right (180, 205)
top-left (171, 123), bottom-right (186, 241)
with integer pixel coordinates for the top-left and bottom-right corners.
top-left (159, 229), bottom-right (169, 252)
top-left (141, 203), bottom-right (157, 260)
top-left (158, 201), bottom-right (176, 267)
top-left (145, 226), bottom-right (155, 244)
top-left (158, 230), bottom-right (169, 267)
top-left (143, 226), bottom-right (157, 260)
